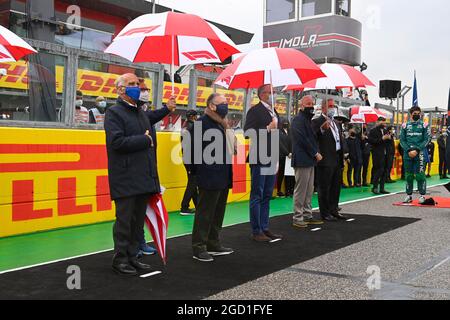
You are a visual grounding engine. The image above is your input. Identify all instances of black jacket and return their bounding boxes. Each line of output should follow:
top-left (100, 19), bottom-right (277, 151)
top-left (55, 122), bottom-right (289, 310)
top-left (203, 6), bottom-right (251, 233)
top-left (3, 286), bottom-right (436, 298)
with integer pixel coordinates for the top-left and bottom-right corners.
top-left (279, 128), bottom-right (292, 159)
top-left (346, 136), bottom-right (363, 165)
top-left (104, 98), bottom-right (170, 200)
top-left (311, 115), bottom-right (346, 168)
top-left (244, 102), bottom-right (280, 166)
top-left (368, 126), bottom-right (389, 162)
top-left (291, 111), bottom-right (319, 168)
top-left (191, 114), bottom-right (233, 191)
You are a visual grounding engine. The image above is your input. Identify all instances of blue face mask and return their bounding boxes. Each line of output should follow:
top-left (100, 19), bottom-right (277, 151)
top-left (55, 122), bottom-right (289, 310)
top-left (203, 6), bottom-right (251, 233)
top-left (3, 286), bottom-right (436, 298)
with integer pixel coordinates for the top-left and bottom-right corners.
top-left (125, 86), bottom-right (140, 103)
top-left (216, 103), bottom-right (229, 118)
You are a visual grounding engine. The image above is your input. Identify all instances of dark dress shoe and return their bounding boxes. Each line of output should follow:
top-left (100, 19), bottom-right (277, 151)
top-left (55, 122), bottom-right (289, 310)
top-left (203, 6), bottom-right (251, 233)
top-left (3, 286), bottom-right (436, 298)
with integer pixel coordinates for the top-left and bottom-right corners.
top-left (129, 259), bottom-right (152, 271)
top-left (332, 213), bottom-right (347, 220)
top-left (112, 263), bottom-right (138, 276)
top-left (379, 190), bottom-right (391, 194)
top-left (322, 215), bottom-right (338, 222)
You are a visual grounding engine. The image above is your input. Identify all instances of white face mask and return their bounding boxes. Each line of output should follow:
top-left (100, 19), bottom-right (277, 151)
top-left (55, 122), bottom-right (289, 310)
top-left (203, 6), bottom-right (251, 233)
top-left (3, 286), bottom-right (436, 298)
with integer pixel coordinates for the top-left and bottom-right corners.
top-left (98, 101), bottom-right (107, 108)
top-left (75, 100), bottom-right (83, 107)
top-left (139, 90), bottom-right (150, 103)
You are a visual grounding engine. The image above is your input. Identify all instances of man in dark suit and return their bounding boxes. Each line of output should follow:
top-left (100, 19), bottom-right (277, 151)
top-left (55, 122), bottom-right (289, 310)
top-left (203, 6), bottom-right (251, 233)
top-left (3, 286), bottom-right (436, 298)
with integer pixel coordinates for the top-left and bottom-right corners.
top-left (277, 118), bottom-right (294, 197)
top-left (385, 126), bottom-right (397, 183)
top-left (189, 93), bottom-right (234, 262)
top-left (244, 84), bottom-right (282, 242)
top-left (438, 127), bottom-right (448, 179)
top-left (291, 95), bottom-right (323, 228)
top-left (346, 125), bottom-right (363, 187)
top-left (104, 73), bottom-right (176, 276)
top-left (368, 116), bottom-right (391, 195)
top-left (312, 98), bottom-right (347, 221)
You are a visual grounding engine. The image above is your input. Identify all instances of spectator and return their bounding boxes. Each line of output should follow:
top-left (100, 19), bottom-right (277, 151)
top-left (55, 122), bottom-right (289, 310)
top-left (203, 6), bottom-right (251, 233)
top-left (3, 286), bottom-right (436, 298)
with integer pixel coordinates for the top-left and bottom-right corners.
top-left (311, 99), bottom-right (347, 221)
top-left (89, 96), bottom-right (107, 125)
top-left (426, 139), bottom-right (435, 178)
top-left (361, 125), bottom-right (371, 186)
top-left (190, 93), bottom-right (234, 262)
top-left (277, 118), bottom-right (294, 197)
top-left (244, 84), bottom-right (282, 242)
top-left (291, 95), bottom-right (323, 228)
top-left (438, 127), bottom-right (448, 179)
top-left (180, 109), bottom-right (199, 216)
top-left (385, 126), bottom-right (396, 183)
top-left (104, 73), bottom-right (176, 275)
top-left (368, 117), bottom-right (391, 195)
top-left (400, 106), bottom-right (430, 204)
top-left (346, 125), bottom-right (363, 187)
top-left (74, 90), bottom-right (89, 124)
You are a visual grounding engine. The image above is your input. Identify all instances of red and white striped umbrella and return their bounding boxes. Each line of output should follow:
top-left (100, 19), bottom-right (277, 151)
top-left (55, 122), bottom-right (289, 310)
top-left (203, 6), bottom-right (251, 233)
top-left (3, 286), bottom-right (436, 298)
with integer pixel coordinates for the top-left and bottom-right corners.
top-left (283, 63), bottom-right (375, 91)
top-left (104, 11), bottom-right (240, 66)
top-left (214, 48), bottom-right (325, 89)
top-left (145, 193), bottom-right (169, 265)
top-left (0, 25), bottom-right (37, 62)
top-left (350, 105), bottom-right (386, 124)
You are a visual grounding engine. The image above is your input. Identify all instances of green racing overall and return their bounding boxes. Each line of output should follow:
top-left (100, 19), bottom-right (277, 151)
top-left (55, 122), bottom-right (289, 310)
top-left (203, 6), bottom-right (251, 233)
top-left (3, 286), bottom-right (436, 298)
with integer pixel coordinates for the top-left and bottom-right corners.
top-left (400, 120), bottom-right (431, 196)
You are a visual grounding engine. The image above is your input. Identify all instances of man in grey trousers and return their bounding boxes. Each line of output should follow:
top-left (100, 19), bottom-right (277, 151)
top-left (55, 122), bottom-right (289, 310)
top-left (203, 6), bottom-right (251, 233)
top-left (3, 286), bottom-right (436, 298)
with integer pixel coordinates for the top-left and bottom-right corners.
top-left (291, 96), bottom-right (324, 228)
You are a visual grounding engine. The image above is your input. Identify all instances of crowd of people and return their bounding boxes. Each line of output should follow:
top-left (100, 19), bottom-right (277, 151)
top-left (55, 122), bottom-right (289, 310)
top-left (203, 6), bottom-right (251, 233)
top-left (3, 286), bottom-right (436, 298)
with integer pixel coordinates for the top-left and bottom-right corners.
top-left (102, 73), bottom-right (444, 274)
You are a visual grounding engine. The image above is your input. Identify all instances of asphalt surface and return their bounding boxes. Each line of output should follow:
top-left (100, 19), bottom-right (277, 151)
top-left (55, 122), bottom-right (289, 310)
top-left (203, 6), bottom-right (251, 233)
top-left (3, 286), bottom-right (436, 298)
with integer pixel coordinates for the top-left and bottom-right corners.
top-left (208, 186), bottom-right (450, 300)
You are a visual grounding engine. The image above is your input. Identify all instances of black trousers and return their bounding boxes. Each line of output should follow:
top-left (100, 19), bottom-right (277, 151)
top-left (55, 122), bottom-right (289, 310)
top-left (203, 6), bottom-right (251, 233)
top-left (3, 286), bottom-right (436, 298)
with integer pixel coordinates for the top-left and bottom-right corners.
top-left (362, 153), bottom-right (370, 185)
top-left (317, 164), bottom-right (342, 217)
top-left (277, 157), bottom-right (295, 195)
top-left (385, 153), bottom-right (395, 181)
top-left (113, 194), bottom-right (150, 265)
top-left (192, 188), bottom-right (229, 254)
top-left (181, 165), bottom-right (198, 210)
top-left (372, 154), bottom-right (388, 190)
top-left (347, 162), bottom-right (362, 186)
top-left (439, 149), bottom-right (447, 176)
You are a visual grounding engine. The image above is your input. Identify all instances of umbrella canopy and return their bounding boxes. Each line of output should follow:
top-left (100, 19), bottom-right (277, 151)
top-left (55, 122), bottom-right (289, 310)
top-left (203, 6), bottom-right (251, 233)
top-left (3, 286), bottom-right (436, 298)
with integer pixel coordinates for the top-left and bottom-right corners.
top-left (0, 25), bottom-right (37, 62)
top-left (104, 11), bottom-right (240, 66)
top-left (214, 48), bottom-right (325, 89)
top-left (350, 105), bottom-right (386, 124)
top-left (283, 63), bottom-right (375, 91)
top-left (144, 194), bottom-right (169, 265)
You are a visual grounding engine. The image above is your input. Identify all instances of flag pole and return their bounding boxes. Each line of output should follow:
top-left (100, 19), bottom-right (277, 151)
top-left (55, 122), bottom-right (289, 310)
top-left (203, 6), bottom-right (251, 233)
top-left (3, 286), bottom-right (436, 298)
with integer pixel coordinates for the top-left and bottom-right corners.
top-left (171, 8), bottom-right (175, 94)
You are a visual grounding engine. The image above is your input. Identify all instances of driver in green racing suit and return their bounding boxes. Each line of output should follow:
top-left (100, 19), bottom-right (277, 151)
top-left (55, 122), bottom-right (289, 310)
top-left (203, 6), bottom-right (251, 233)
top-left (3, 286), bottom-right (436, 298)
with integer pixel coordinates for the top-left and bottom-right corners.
top-left (400, 106), bottom-right (431, 204)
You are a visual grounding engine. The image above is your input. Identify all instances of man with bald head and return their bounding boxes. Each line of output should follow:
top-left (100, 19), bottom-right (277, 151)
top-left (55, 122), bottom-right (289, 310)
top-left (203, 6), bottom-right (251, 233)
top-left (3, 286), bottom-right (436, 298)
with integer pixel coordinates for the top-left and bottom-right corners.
top-left (104, 73), bottom-right (176, 275)
top-left (291, 95), bottom-right (323, 228)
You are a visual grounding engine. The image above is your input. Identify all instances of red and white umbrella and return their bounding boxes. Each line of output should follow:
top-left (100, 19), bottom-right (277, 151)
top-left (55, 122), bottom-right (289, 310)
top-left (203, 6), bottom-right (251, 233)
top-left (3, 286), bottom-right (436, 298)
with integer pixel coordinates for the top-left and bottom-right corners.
top-left (144, 193), bottom-right (169, 265)
top-left (104, 11), bottom-right (240, 66)
top-left (215, 48), bottom-right (325, 90)
top-left (0, 25), bottom-right (37, 62)
top-left (350, 105), bottom-right (386, 124)
top-left (283, 63), bottom-right (375, 91)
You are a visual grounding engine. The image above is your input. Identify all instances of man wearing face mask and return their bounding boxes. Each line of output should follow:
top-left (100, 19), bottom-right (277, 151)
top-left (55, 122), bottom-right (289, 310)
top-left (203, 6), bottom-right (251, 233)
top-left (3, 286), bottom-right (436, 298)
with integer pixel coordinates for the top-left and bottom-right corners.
top-left (244, 84), bottom-right (282, 242)
top-left (400, 106), bottom-right (431, 204)
top-left (312, 99), bottom-right (346, 221)
top-left (291, 95), bottom-right (323, 228)
top-left (74, 90), bottom-right (89, 124)
top-left (437, 127), bottom-right (448, 179)
top-left (190, 93), bottom-right (234, 262)
top-left (89, 96), bottom-right (107, 125)
top-left (346, 125), bottom-right (363, 187)
top-left (368, 116), bottom-right (391, 195)
top-left (104, 73), bottom-right (176, 275)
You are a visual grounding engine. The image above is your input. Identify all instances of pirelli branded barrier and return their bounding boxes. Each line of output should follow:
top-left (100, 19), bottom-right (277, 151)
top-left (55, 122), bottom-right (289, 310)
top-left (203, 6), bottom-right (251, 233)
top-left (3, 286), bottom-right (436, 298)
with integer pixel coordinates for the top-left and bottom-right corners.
top-left (0, 127), bottom-right (251, 238)
top-left (0, 61), bottom-right (288, 114)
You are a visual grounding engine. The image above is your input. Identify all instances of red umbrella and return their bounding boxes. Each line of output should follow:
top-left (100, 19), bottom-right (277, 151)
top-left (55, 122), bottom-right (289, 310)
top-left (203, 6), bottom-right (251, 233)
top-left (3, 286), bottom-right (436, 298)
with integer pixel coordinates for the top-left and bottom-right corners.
top-left (0, 25), bottom-right (37, 62)
top-left (104, 11), bottom-right (240, 66)
top-left (214, 48), bottom-right (325, 90)
top-left (283, 63), bottom-right (375, 91)
top-left (144, 193), bottom-right (169, 265)
top-left (350, 105), bottom-right (386, 123)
